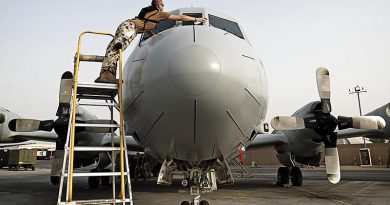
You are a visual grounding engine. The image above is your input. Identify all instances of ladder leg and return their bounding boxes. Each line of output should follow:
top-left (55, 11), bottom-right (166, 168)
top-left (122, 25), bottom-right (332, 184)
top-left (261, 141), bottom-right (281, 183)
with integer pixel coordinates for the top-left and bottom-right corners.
top-left (57, 102), bottom-right (75, 204)
top-left (109, 102), bottom-right (116, 200)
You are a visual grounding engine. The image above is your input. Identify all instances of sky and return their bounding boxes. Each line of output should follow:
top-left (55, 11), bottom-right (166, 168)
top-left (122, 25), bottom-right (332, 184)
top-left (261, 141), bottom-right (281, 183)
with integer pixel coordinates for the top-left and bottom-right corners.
top-left (1, 0), bottom-right (390, 126)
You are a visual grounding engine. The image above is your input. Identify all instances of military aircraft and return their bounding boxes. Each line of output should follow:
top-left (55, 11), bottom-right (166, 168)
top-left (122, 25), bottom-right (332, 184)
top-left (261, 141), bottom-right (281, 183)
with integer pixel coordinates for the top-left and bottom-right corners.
top-left (4, 7), bottom-right (389, 205)
top-left (0, 106), bottom-right (57, 147)
top-left (248, 68), bottom-right (389, 186)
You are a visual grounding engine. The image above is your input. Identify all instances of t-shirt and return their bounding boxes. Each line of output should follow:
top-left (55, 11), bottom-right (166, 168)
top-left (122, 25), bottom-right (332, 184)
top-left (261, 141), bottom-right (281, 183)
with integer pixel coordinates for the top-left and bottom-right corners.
top-left (131, 9), bottom-right (171, 33)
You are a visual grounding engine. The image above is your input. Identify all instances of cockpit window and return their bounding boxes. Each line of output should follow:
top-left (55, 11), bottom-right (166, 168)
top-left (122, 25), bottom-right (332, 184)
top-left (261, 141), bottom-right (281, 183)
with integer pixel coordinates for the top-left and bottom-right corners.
top-left (0, 113), bottom-right (5, 124)
top-left (182, 13), bottom-right (204, 26)
top-left (141, 19), bottom-right (176, 42)
top-left (208, 14), bottom-right (244, 39)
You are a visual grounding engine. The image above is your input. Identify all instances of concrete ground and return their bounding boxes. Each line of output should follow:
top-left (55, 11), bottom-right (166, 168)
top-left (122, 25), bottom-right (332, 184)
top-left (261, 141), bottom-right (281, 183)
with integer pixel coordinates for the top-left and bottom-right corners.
top-left (1, 161), bottom-right (390, 205)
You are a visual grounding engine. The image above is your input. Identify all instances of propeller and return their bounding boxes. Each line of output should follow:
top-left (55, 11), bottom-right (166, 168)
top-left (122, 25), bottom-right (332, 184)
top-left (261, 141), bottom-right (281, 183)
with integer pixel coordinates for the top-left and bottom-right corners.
top-left (8, 119), bottom-right (54, 132)
top-left (8, 71), bottom-right (118, 135)
top-left (270, 67), bottom-right (386, 184)
top-left (9, 118), bottom-right (118, 134)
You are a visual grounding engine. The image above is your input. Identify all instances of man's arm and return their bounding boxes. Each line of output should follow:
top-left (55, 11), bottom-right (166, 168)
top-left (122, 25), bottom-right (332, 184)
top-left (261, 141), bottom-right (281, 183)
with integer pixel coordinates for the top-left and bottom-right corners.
top-left (168, 14), bottom-right (207, 23)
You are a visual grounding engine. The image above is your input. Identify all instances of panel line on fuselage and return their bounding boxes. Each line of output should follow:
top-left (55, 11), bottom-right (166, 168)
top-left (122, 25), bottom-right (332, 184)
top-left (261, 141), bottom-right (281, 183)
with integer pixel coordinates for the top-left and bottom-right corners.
top-left (226, 110), bottom-right (246, 139)
top-left (244, 88), bottom-right (261, 106)
top-left (131, 59), bottom-right (145, 62)
top-left (194, 99), bottom-right (197, 144)
top-left (143, 112), bottom-right (165, 143)
top-left (192, 25), bottom-right (196, 42)
top-left (129, 90), bottom-right (144, 107)
top-left (242, 54), bottom-right (255, 60)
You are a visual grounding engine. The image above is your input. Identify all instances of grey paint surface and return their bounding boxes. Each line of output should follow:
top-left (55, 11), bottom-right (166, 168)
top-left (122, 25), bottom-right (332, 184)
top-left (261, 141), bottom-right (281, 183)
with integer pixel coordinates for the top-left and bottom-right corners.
top-left (123, 8), bottom-right (268, 162)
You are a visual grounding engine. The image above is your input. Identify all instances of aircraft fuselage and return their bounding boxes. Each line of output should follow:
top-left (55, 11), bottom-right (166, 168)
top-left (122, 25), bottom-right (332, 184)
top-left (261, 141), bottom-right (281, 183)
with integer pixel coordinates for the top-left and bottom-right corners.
top-left (122, 8), bottom-right (268, 163)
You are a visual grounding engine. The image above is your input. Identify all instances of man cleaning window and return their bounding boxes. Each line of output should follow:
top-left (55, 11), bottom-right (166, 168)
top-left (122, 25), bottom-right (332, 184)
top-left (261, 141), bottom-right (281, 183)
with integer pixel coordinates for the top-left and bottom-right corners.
top-left (95, 0), bottom-right (208, 84)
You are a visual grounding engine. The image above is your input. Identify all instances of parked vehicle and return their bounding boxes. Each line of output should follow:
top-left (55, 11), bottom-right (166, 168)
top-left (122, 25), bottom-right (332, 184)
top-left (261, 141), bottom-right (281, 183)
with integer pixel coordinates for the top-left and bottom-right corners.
top-left (0, 149), bottom-right (9, 168)
top-left (7, 149), bottom-right (37, 171)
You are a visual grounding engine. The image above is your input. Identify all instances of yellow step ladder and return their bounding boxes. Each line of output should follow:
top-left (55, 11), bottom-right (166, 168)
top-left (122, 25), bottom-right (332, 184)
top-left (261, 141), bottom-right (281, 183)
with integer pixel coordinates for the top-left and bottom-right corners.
top-left (57, 31), bottom-right (133, 205)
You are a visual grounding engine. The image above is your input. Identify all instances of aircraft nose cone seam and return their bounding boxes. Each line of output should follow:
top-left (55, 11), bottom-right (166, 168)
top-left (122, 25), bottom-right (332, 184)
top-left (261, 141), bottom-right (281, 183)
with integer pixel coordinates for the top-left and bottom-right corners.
top-left (168, 45), bottom-right (221, 96)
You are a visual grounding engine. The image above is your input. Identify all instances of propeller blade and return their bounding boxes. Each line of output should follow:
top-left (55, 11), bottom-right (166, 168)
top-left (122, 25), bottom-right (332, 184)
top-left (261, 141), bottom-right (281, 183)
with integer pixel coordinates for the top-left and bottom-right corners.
top-left (271, 116), bottom-right (305, 130)
top-left (325, 147), bottom-right (341, 184)
top-left (56, 71), bottom-right (73, 117)
top-left (352, 116), bottom-right (386, 129)
top-left (338, 116), bottom-right (386, 130)
top-left (59, 71), bottom-right (73, 104)
top-left (9, 119), bottom-right (54, 132)
top-left (316, 67), bottom-right (331, 113)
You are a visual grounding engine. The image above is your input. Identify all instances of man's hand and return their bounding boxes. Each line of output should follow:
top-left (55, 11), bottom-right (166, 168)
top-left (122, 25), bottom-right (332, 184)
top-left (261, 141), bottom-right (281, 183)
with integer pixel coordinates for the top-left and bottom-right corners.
top-left (195, 17), bottom-right (208, 23)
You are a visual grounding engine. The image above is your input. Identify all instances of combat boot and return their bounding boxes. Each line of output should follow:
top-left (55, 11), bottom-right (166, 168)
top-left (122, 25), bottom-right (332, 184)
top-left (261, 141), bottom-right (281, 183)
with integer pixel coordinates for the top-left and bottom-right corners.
top-left (95, 71), bottom-right (118, 84)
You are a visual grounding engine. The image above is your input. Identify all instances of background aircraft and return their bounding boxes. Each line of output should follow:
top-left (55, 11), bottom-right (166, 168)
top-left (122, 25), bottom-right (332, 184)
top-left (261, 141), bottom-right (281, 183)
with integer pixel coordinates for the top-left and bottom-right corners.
top-left (249, 68), bottom-right (389, 186)
top-left (0, 106), bottom-right (57, 146)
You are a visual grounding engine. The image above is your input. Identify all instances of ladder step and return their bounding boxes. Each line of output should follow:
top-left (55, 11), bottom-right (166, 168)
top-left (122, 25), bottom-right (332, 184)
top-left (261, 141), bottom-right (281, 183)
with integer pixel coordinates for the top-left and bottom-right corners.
top-left (64, 172), bottom-right (128, 177)
top-left (59, 198), bottom-right (132, 205)
top-left (75, 123), bottom-right (119, 128)
top-left (73, 146), bottom-right (121, 152)
top-left (77, 82), bottom-right (118, 90)
top-left (76, 95), bottom-right (116, 101)
top-left (76, 82), bottom-right (118, 98)
top-left (77, 102), bottom-right (118, 107)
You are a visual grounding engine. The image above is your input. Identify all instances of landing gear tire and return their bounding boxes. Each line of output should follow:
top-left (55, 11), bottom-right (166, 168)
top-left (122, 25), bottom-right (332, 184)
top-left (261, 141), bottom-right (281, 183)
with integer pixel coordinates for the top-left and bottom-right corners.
top-left (88, 169), bottom-right (99, 188)
top-left (101, 169), bottom-right (111, 186)
top-left (200, 200), bottom-right (210, 205)
top-left (101, 176), bottom-right (110, 186)
top-left (290, 167), bottom-right (303, 186)
top-left (276, 167), bottom-right (289, 186)
top-left (50, 176), bottom-right (60, 185)
top-left (88, 176), bottom-right (100, 189)
top-left (181, 201), bottom-right (190, 205)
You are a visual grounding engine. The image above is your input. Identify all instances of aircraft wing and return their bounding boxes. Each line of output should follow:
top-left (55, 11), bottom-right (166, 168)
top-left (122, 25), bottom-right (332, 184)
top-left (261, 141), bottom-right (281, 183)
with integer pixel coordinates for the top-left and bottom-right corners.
top-left (125, 136), bottom-right (144, 152)
top-left (99, 133), bottom-right (143, 152)
top-left (9, 131), bottom-right (58, 142)
top-left (336, 128), bottom-right (388, 140)
top-left (247, 133), bottom-right (289, 149)
top-left (0, 141), bottom-right (36, 148)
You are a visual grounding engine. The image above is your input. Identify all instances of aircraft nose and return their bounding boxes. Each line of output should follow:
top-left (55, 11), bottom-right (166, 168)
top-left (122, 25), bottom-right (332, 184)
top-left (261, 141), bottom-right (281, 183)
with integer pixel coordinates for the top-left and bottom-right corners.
top-left (168, 45), bottom-right (221, 96)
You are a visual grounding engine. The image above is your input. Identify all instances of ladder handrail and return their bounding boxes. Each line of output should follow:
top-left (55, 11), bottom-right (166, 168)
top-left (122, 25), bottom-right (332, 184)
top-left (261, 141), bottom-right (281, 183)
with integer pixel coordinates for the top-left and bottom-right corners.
top-left (64, 30), bottom-right (132, 204)
top-left (118, 48), bottom-right (126, 201)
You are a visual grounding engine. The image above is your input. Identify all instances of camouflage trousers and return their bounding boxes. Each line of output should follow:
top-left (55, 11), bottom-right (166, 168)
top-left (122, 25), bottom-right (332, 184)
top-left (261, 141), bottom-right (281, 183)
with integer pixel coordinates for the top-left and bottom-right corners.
top-left (100, 20), bottom-right (137, 76)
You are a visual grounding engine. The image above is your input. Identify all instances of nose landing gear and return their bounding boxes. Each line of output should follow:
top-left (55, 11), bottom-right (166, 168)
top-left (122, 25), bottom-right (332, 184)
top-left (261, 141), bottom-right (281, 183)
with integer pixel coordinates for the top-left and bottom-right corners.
top-left (180, 168), bottom-right (215, 205)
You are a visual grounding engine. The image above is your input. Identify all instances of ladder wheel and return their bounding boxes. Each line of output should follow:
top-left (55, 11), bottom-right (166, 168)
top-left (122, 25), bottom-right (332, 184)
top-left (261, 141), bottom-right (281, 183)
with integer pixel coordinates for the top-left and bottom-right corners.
top-left (88, 176), bottom-right (100, 189)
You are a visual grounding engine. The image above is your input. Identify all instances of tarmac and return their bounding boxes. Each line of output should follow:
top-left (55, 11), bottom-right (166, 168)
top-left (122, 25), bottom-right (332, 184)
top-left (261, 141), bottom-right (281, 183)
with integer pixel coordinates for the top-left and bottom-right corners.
top-left (1, 160), bottom-right (390, 205)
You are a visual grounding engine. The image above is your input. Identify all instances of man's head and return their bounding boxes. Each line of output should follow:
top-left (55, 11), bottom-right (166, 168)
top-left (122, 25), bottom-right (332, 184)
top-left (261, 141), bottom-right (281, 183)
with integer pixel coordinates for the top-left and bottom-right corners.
top-left (151, 0), bottom-right (164, 11)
